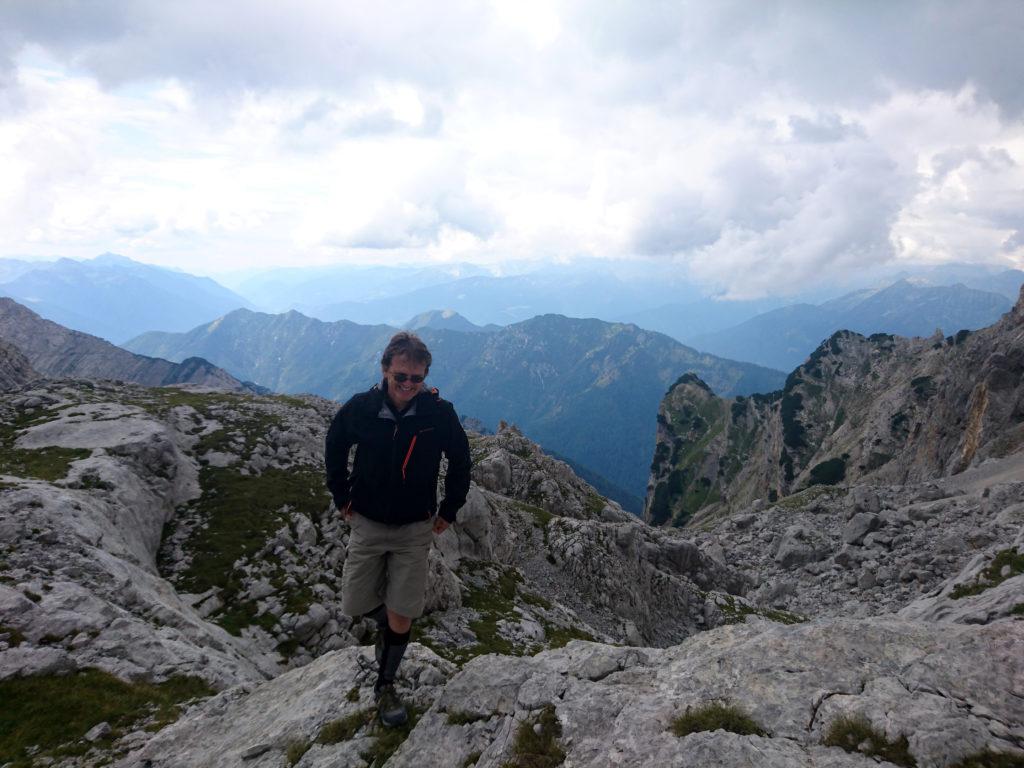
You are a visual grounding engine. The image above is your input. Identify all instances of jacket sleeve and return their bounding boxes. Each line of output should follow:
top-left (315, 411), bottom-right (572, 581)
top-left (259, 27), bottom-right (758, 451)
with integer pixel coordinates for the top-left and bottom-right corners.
top-left (324, 401), bottom-right (355, 510)
top-left (438, 405), bottom-right (472, 523)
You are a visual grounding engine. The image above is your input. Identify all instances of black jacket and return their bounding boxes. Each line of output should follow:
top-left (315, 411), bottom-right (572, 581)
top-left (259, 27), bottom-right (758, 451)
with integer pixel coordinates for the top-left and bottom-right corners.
top-left (324, 382), bottom-right (471, 525)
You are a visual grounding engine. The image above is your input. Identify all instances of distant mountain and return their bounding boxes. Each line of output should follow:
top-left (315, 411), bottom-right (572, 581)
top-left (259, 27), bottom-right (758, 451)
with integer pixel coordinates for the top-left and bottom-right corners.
top-left (403, 309), bottom-right (499, 333)
top-left (223, 262), bottom-right (491, 313)
top-left (0, 253), bottom-right (253, 343)
top-left (689, 281), bottom-right (1013, 371)
top-left (615, 296), bottom-right (787, 340)
top-left (647, 286), bottom-right (1024, 527)
top-left (0, 298), bottom-right (249, 390)
top-left (125, 309), bottom-right (786, 499)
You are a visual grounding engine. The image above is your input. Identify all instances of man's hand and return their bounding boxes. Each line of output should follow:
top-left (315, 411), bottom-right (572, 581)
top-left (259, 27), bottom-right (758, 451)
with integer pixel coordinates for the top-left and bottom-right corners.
top-left (433, 517), bottom-right (450, 534)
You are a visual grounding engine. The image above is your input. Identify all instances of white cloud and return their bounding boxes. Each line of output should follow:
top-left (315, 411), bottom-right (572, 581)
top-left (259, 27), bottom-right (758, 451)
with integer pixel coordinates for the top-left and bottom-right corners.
top-left (0, 1), bottom-right (1022, 289)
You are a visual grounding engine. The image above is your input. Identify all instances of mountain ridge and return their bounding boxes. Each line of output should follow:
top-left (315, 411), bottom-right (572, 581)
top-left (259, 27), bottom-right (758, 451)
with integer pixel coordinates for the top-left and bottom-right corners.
top-left (0, 297), bottom-right (251, 391)
top-left (125, 308), bottom-right (786, 499)
top-left (646, 285), bottom-right (1024, 526)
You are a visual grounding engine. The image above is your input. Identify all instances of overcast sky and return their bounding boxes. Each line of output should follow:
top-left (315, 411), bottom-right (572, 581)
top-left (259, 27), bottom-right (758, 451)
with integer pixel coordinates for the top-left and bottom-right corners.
top-left (1, 1), bottom-right (1022, 297)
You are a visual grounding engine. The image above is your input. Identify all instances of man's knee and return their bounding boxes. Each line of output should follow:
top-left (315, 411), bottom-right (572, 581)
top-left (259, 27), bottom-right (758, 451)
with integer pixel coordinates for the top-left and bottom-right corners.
top-left (386, 609), bottom-right (412, 634)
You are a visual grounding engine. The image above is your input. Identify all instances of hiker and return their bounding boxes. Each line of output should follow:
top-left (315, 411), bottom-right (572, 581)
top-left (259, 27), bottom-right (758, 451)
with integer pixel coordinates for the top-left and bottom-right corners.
top-left (324, 331), bottom-right (471, 726)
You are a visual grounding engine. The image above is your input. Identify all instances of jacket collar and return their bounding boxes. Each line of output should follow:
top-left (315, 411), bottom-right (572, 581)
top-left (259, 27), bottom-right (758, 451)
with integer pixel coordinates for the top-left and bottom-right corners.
top-left (372, 381), bottom-right (439, 421)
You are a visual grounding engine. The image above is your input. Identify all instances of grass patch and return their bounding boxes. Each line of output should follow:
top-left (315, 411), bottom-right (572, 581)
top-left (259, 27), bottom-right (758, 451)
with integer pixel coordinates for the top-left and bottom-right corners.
top-left (948, 752), bottom-right (1024, 768)
top-left (285, 738), bottom-right (310, 766)
top-left (714, 594), bottom-right (804, 625)
top-left (542, 623), bottom-right (596, 649)
top-left (514, 500), bottom-right (553, 529)
top-left (775, 485), bottom-right (846, 510)
top-left (317, 708), bottom-right (374, 744)
top-left (0, 625), bottom-right (25, 648)
top-left (174, 465), bottom-right (329, 633)
top-left (584, 492), bottom-right (606, 517)
top-left (520, 592), bottom-right (552, 611)
top-left (670, 702), bottom-right (766, 738)
top-left (360, 705), bottom-right (424, 767)
top-left (823, 714), bottom-right (916, 767)
top-left (346, 686), bottom-right (361, 703)
top-left (501, 704), bottom-right (565, 768)
top-left (0, 669), bottom-right (213, 766)
top-left (447, 710), bottom-right (490, 726)
top-left (950, 549), bottom-right (1024, 599)
top-left (0, 446), bottom-right (91, 482)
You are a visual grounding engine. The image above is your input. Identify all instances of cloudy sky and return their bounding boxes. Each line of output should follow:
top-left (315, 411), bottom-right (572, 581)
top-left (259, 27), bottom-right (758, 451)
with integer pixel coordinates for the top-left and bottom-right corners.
top-left (1, 0), bottom-right (1022, 297)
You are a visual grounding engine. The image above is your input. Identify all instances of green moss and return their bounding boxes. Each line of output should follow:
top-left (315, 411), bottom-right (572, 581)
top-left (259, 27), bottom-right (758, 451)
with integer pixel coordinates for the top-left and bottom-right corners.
top-left (823, 714), bottom-right (916, 767)
top-left (948, 751), bottom-right (1024, 767)
top-left (950, 549), bottom-right (1024, 599)
top-left (670, 702), bottom-right (766, 738)
top-left (346, 686), bottom-right (361, 703)
top-left (0, 669), bottom-right (213, 766)
top-left (501, 704), bottom-right (565, 768)
top-left (318, 708), bottom-right (374, 743)
top-left (1011, 603), bottom-right (1024, 617)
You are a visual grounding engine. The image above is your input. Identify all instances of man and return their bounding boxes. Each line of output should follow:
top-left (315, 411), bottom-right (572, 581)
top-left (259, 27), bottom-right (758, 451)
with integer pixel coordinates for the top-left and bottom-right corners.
top-left (324, 331), bottom-right (471, 727)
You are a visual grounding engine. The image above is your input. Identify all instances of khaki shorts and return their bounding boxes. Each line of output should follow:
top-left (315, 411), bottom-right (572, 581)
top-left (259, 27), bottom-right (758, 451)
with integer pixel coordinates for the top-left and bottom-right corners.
top-left (341, 513), bottom-right (435, 619)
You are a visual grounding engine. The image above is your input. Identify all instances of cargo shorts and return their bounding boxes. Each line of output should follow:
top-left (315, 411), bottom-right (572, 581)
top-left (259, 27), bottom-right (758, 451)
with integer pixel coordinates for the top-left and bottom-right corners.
top-left (341, 513), bottom-right (435, 619)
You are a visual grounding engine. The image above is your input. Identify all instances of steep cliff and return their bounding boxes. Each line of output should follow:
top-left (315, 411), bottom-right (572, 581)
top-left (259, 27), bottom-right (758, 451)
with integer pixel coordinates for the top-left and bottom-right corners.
top-left (647, 286), bottom-right (1024, 526)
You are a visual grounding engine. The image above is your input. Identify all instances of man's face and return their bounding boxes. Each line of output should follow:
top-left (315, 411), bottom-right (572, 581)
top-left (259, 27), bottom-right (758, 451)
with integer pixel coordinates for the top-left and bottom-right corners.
top-left (383, 354), bottom-right (427, 410)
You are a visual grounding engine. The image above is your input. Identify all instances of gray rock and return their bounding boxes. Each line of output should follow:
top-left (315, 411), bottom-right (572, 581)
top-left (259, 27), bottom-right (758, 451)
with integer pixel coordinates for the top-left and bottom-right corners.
top-left (85, 721), bottom-right (112, 741)
top-left (843, 513), bottom-right (880, 545)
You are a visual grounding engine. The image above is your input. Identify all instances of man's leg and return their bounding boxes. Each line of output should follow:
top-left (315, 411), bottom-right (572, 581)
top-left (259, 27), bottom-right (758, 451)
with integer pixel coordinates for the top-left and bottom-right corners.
top-left (374, 520), bottom-right (433, 727)
top-left (374, 609), bottom-right (413, 726)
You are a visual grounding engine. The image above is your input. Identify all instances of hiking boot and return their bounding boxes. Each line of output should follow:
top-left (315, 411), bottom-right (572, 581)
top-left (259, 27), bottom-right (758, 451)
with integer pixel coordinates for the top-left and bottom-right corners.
top-left (375, 683), bottom-right (408, 728)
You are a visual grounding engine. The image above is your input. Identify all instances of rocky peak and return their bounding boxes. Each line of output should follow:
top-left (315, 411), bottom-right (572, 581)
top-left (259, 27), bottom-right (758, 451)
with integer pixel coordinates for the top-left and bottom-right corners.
top-left (647, 300), bottom-right (1024, 526)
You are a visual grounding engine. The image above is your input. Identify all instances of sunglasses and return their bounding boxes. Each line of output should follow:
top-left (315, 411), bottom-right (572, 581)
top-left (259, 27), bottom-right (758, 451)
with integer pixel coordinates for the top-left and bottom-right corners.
top-left (390, 372), bottom-right (425, 383)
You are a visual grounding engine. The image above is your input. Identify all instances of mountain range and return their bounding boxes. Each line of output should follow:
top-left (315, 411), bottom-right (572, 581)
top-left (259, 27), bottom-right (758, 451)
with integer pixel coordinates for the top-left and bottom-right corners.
top-left (0, 253), bottom-right (252, 344)
top-left (685, 279), bottom-right (1018, 371)
top-left (125, 308), bottom-right (786, 505)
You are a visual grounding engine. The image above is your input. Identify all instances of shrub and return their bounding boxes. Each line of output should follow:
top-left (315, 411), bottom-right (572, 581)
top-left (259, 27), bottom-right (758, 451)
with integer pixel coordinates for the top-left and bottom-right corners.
top-left (808, 457), bottom-right (847, 487)
top-left (670, 702), bottom-right (766, 738)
